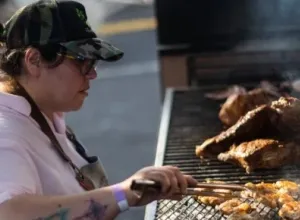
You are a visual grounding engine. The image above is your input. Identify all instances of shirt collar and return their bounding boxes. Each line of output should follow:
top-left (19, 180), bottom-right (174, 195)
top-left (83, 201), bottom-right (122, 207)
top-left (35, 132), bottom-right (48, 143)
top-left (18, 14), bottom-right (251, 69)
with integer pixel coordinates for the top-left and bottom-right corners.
top-left (0, 91), bottom-right (31, 116)
top-left (0, 91), bottom-right (66, 134)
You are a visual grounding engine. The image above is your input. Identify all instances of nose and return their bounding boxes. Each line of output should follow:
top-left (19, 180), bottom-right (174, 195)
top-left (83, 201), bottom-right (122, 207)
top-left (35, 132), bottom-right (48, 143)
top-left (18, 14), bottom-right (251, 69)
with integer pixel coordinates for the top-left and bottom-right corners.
top-left (86, 68), bottom-right (97, 80)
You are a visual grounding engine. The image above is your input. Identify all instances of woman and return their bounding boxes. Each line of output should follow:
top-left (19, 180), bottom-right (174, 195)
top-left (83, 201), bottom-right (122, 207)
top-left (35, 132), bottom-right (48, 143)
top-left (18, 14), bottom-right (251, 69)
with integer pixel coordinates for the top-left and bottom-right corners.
top-left (0, 0), bottom-right (197, 219)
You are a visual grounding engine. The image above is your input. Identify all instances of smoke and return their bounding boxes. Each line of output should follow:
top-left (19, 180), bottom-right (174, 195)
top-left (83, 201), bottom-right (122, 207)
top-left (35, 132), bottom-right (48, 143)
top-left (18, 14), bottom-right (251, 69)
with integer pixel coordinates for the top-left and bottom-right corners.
top-left (235, 0), bottom-right (300, 43)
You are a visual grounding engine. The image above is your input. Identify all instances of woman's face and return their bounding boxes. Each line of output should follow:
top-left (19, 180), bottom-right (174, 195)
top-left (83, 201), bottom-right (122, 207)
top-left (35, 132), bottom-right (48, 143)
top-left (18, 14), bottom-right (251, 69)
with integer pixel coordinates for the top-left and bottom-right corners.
top-left (25, 49), bottom-right (97, 113)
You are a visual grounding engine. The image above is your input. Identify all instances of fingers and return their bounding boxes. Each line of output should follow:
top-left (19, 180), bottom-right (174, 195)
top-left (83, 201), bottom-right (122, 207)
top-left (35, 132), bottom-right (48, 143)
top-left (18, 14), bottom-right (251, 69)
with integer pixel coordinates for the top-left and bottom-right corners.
top-left (149, 171), bottom-right (171, 194)
top-left (149, 166), bottom-right (196, 196)
top-left (165, 166), bottom-right (187, 194)
top-left (132, 165), bottom-right (198, 203)
top-left (185, 174), bottom-right (198, 187)
top-left (148, 168), bottom-right (178, 196)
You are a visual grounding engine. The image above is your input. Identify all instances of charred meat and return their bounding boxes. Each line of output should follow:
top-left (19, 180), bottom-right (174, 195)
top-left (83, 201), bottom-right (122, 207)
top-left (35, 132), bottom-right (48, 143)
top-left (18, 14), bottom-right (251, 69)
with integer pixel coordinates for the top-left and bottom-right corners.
top-left (195, 105), bottom-right (279, 158)
top-left (196, 96), bottom-right (300, 172)
top-left (219, 88), bottom-right (279, 127)
top-left (270, 97), bottom-right (300, 137)
top-left (217, 139), bottom-right (300, 174)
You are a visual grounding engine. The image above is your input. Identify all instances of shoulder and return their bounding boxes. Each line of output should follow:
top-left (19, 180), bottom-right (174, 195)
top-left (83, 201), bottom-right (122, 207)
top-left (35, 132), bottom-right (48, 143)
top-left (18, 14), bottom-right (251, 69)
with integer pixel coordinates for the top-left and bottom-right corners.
top-left (0, 106), bottom-right (39, 144)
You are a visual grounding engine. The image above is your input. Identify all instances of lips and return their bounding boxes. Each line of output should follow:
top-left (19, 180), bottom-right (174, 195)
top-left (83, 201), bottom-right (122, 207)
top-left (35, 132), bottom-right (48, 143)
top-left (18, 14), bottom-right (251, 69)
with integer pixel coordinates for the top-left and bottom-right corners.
top-left (80, 87), bottom-right (90, 93)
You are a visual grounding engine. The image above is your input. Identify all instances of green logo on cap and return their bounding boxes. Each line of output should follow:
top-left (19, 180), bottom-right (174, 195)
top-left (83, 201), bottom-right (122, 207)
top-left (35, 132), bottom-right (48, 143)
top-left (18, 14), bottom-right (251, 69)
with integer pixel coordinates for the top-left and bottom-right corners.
top-left (76, 8), bottom-right (85, 21)
top-left (76, 8), bottom-right (92, 30)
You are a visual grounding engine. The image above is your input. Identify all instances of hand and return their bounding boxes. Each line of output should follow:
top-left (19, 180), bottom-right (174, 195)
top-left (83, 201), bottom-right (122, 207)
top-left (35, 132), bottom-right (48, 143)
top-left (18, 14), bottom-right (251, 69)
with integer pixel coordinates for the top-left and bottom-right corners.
top-left (118, 165), bottom-right (198, 207)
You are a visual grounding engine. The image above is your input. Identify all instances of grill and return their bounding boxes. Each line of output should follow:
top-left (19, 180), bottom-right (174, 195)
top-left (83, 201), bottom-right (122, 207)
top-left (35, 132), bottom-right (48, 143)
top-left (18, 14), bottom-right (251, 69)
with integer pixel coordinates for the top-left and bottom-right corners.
top-left (145, 87), bottom-right (300, 220)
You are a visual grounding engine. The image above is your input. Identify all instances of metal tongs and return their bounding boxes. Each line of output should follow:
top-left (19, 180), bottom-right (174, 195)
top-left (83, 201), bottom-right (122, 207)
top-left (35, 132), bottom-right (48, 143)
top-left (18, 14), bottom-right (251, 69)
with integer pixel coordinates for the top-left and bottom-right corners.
top-left (130, 179), bottom-right (251, 198)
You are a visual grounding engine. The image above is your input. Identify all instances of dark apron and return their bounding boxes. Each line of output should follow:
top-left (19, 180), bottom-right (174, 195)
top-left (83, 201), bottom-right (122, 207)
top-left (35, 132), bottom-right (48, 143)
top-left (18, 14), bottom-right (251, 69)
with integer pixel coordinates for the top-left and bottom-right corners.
top-left (66, 126), bottom-right (109, 188)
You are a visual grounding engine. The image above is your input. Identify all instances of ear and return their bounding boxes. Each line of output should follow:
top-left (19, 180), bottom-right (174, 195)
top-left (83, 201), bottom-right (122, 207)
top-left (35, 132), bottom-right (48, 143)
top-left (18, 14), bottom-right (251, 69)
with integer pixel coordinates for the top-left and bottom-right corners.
top-left (24, 48), bottom-right (41, 77)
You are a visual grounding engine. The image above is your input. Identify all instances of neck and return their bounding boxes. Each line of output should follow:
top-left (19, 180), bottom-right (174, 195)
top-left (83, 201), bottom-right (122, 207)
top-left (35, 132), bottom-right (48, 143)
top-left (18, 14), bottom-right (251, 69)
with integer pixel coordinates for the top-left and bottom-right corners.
top-left (22, 82), bottom-right (55, 122)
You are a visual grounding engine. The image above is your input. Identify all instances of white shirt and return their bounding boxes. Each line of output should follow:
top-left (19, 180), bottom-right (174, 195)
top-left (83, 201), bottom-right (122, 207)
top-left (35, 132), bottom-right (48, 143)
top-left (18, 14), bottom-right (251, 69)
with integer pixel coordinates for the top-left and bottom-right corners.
top-left (0, 92), bottom-right (90, 204)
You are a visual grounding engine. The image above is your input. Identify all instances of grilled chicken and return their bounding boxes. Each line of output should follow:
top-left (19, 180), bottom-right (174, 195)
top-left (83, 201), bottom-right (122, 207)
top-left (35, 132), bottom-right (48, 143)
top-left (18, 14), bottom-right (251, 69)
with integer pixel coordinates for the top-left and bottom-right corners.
top-left (276, 180), bottom-right (300, 197)
top-left (279, 201), bottom-right (300, 220)
top-left (227, 211), bottom-right (262, 220)
top-left (195, 196), bottom-right (226, 207)
top-left (193, 180), bottom-right (228, 206)
top-left (278, 194), bottom-right (295, 207)
top-left (241, 182), bottom-right (279, 208)
top-left (217, 139), bottom-right (300, 173)
top-left (195, 180), bottom-right (300, 219)
top-left (216, 199), bottom-right (253, 215)
top-left (219, 88), bottom-right (279, 127)
top-left (242, 181), bottom-right (300, 209)
top-left (195, 105), bottom-right (279, 158)
top-left (244, 182), bottom-right (278, 194)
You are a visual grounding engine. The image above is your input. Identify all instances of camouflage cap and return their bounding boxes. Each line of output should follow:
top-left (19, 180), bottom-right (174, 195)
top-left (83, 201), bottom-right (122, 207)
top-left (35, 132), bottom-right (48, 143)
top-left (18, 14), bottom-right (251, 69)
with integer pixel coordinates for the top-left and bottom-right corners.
top-left (0, 0), bottom-right (124, 61)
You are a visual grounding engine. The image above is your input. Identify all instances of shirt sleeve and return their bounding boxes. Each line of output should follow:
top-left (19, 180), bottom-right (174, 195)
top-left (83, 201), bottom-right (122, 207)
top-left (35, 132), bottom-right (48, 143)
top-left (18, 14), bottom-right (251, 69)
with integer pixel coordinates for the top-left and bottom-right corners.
top-left (0, 138), bottom-right (40, 204)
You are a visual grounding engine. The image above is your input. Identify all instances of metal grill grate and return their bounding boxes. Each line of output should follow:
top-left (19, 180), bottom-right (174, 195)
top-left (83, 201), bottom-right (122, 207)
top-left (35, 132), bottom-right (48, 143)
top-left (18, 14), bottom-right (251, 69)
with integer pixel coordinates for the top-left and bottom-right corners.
top-left (153, 88), bottom-right (300, 220)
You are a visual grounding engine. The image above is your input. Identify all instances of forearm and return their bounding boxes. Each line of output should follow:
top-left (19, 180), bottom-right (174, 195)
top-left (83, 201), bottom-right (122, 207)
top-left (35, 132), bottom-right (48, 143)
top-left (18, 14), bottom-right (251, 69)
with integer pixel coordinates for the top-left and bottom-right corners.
top-left (0, 185), bottom-right (121, 220)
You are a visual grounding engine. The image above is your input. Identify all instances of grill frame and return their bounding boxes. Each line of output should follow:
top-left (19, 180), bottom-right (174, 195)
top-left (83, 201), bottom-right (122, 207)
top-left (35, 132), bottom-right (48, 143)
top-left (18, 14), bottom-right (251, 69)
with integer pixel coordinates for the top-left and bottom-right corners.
top-left (144, 88), bottom-right (174, 220)
top-left (144, 86), bottom-right (300, 220)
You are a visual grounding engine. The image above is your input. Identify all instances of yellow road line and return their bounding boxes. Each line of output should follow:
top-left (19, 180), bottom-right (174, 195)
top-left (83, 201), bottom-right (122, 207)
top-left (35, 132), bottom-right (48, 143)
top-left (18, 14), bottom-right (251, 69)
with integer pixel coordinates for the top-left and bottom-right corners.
top-left (97, 17), bottom-right (156, 36)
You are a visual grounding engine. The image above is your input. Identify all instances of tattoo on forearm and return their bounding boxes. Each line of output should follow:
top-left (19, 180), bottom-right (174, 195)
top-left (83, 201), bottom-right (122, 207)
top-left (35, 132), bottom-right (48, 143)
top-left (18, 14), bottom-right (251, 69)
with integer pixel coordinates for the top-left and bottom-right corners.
top-left (33, 205), bottom-right (69, 220)
top-left (73, 199), bottom-right (107, 220)
top-left (33, 199), bottom-right (107, 220)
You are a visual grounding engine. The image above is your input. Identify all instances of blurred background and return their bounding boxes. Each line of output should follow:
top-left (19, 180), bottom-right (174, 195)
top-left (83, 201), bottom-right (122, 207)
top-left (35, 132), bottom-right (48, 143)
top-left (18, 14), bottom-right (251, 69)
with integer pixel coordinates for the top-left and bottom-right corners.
top-left (0, 0), bottom-right (160, 219)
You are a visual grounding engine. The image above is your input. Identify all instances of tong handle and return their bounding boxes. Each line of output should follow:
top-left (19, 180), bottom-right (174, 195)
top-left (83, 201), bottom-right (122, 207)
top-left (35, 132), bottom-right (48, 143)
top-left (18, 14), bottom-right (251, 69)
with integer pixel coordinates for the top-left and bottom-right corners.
top-left (130, 179), bottom-right (162, 192)
top-left (130, 179), bottom-right (245, 198)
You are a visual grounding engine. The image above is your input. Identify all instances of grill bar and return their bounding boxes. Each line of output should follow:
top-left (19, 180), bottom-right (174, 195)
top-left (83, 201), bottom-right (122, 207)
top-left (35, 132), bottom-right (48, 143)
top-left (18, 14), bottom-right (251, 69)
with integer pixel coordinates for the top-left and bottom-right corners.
top-left (145, 87), bottom-right (300, 220)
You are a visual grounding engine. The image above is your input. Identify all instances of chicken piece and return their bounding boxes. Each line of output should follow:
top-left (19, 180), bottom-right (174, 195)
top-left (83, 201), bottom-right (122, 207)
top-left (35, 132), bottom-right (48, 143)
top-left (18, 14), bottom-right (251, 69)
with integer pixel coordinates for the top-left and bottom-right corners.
top-left (248, 182), bottom-right (278, 194)
top-left (217, 199), bottom-right (253, 215)
top-left (194, 196), bottom-right (226, 206)
top-left (256, 193), bottom-right (279, 209)
top-left (236, 203), bottom-right (254, 213)
top-left (196, 105), bottom-right (279, 158)
top-left (217, 139), bottom-right (300, 173)
top-left (279, 201), bottom-right (300, 220)
top-left (270, 97), bottom-right (300, 137)
top-left (219, 88), bottom-right (279, 127)
top-left (193, 179), bottom-right (228, 206)
top-left (278, 193), bottom-right (295, 207)
top-left (276, 180), bottom-right (300, 197)
top-left (227, 211), bottom-right (262, 220)
top-left (242, 181), bottom-right (299, 208)
top-left (205, 85), bottom-right (247, 100)
top-left (244, 182), bottom-right (278, 208)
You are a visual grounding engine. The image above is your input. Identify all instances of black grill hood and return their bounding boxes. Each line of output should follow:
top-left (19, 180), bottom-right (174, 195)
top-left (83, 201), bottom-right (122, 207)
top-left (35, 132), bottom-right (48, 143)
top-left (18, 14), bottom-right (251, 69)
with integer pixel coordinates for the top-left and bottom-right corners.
top-left (155, 0), bottom-right (300, 53)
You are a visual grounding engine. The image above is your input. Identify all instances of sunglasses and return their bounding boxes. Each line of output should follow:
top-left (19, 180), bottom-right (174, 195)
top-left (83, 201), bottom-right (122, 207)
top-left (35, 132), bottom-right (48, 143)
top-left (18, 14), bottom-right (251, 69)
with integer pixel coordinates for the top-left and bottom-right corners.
top-left (57, 52), bottom-right (98, 75)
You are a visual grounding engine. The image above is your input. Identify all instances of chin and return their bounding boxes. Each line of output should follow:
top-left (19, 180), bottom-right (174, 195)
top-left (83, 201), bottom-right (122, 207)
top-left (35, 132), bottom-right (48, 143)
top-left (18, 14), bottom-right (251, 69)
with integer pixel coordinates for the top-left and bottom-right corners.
top-left (64, 101), bottom-right (85, 112)
top-left (72, 103), bottom-right (85, 111)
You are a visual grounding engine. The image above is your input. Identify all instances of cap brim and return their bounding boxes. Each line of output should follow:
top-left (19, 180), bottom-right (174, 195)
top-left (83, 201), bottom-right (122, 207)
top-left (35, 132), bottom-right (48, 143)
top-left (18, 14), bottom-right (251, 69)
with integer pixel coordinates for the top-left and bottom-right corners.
top-left (60, 38), bottom-right (124, 62)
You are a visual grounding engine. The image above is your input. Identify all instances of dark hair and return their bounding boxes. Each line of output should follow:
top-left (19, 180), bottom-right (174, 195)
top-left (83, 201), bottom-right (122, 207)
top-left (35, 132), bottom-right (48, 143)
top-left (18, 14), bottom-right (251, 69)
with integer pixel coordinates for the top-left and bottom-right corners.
top-left (0, 44), bottom-right (64, 77)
